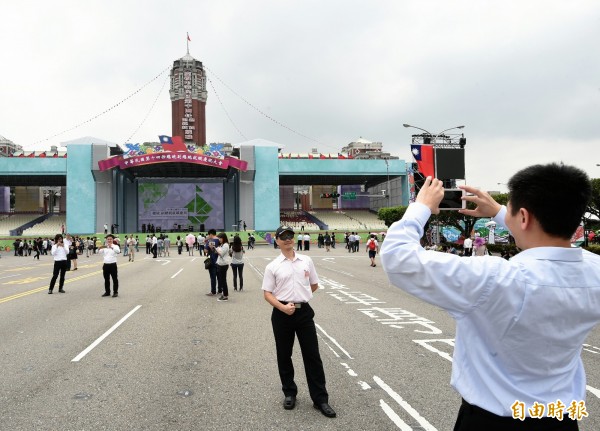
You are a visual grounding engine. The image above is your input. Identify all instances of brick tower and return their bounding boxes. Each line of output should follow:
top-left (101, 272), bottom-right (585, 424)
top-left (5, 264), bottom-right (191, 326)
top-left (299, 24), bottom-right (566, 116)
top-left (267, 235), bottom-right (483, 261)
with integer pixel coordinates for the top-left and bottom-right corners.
top-left (169, 51), bottom-right (207, 145)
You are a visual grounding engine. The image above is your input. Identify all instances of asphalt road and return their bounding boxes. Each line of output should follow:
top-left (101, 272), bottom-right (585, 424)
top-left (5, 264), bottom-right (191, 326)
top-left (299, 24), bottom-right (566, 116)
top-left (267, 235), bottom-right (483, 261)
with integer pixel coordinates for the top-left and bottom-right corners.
top-left (1, 245), bottom-right (599, 430)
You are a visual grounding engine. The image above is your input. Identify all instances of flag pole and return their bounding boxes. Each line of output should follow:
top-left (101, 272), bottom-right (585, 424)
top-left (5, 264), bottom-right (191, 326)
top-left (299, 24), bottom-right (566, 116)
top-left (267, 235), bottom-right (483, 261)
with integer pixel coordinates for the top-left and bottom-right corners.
top-left (186, 32), bottom-right (189, 54)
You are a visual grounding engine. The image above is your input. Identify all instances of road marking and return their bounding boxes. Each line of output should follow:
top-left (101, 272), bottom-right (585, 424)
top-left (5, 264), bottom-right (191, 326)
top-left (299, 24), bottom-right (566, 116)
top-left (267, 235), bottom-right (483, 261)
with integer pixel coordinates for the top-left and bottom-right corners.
top-left (171, 268), bottom-right (183, 279)
top-left (379, 399), bottom-right (413, 431)
top-left (0, 274), bottom-right (21, 280)
top-left (374, 376), bottom-right (438, 431)
top-left (4, 276), bottom-right (48, 285)
top-left (72, 305), bottom-right (142, 362)
top-left (587, 385), bottom-right (600, 399)
top-left (315, 323), bottom-right (353, 359)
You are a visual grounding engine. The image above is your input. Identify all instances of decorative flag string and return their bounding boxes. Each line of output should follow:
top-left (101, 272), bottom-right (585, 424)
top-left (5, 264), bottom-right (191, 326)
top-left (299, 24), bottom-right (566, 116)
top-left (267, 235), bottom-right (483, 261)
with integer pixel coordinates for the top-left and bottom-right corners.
top-left (32, 66), bottom-right (170, 146)
top-left (123, 73), bottom-right (169, 145)
top-left (204, 65), bottom-right (339, 152)
top-left (207, 76), bottom-right (248, 141)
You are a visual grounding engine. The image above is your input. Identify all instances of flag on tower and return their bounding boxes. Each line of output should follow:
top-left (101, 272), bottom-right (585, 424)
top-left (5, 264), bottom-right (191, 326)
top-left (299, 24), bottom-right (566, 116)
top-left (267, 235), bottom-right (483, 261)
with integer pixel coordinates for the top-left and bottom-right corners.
top-left (159, 135), bottom-right (189, 152)
top-left (411, 144), bottom-right (435, 177)
top-left (187, 33), bottom-right (191, 41)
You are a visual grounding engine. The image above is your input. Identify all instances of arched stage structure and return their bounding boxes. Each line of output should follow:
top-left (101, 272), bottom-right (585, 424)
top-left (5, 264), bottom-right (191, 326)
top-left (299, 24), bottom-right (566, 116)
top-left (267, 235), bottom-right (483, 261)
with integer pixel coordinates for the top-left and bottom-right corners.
top-left (0, 137), bottom-right (408, 235)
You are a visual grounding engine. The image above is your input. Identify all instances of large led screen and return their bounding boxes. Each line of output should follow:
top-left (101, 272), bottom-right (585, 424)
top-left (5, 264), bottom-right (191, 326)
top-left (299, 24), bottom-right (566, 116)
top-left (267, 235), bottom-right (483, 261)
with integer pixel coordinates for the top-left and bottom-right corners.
top-left (138, 182), bottom-right (223, 231)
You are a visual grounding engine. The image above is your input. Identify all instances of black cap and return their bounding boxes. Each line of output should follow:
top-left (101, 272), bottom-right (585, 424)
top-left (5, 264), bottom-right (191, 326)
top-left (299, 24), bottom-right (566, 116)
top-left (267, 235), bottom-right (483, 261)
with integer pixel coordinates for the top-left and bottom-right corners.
top-left (275, 225), bottom-right (295, 238)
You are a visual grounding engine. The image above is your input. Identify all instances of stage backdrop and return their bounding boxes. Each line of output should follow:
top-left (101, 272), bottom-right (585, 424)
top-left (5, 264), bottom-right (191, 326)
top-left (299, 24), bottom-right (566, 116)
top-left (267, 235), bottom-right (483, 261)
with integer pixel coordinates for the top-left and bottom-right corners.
top-left (138, 182), bottom-right (224, 231)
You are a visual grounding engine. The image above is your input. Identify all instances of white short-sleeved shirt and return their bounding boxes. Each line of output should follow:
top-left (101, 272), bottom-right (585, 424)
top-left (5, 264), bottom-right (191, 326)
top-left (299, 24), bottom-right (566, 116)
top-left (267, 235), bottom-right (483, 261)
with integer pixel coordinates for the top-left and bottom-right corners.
top-left (262, 253), bottom-right (319, 303)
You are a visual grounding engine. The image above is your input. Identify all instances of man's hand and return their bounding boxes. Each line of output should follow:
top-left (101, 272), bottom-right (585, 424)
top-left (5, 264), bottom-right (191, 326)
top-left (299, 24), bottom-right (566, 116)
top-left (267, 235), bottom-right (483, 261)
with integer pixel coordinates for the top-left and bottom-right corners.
top-left (281, 303), bottom-right (296, 316)
top-left (459, 185), bottom-right (502, 218)
top-left (416, 177), bottom-right (444, 214)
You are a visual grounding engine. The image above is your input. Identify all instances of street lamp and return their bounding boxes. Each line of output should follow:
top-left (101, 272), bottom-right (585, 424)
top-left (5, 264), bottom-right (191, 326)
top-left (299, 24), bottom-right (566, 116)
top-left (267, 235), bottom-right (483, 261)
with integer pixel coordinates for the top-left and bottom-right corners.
top-left (403, 124), bottom-right (465, 144)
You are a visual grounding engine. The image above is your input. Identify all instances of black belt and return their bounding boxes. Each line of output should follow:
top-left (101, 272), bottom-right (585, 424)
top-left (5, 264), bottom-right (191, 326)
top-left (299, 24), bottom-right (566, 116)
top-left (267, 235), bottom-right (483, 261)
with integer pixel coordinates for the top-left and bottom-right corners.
top-left (279, 300), bottom-right (308, 308)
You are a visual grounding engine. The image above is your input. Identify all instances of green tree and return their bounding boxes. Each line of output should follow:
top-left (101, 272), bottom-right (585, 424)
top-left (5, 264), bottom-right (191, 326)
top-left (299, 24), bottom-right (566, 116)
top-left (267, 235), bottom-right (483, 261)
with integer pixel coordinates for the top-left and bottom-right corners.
top-left (587, 178), bottom-right (600, 220)
top-left (378, 206), bottom-right (408, 227)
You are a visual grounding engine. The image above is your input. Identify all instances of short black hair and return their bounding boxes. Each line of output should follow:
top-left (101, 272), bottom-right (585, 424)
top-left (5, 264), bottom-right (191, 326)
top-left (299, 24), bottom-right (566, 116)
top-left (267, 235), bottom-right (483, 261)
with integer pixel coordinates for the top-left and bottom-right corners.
top-left (508, 163), bottom-right (591, 239)
top-left (106, 234), bottom-right (115, 239)
top-left (208, 228), bottom-right (217, 235)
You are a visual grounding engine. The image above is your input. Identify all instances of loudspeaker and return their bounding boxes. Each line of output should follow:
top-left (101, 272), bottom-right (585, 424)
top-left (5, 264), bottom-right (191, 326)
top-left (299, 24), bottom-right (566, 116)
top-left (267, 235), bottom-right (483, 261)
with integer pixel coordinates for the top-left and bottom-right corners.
top-left (435, 148), bottom-right (465, 180)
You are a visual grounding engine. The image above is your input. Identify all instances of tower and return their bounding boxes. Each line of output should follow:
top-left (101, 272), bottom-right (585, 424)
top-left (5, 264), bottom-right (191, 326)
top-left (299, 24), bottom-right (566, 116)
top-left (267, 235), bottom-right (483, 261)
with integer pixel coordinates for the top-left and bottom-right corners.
top-left (169, 52), bottom-right (207, 145)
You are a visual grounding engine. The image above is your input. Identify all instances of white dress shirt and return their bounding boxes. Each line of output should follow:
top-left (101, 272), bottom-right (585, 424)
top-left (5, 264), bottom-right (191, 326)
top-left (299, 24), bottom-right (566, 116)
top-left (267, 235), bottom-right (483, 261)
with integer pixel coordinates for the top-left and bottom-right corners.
top-left (262, 253), bottom-right (318, 303)
top-left (51, 243), bottom-right (69, 261)
top-left (99, 245), bottom-right (120, 263)
top-left (380, 202), bottom-right (600, 416)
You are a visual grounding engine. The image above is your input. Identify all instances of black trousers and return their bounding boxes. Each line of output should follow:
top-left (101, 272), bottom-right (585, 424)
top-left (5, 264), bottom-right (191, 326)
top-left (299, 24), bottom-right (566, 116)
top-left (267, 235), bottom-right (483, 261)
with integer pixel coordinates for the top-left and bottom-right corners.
top-left (216, 264), bottom-right (229, 296)
top-left (454, 399), bottom-right (579, 431)
top-left (49, 260), bottom-right (68, 291)
top-left (230, 263), bottom-right (244, 289)
top-left (271, 303), bottom-right (328, 404)
top-left (103, 263), bottom-right (118, 294)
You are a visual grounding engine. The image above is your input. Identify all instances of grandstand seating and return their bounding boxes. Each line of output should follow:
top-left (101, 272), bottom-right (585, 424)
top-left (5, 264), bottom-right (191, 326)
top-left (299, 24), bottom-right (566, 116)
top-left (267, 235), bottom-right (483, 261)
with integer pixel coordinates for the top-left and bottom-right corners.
top-left (309, 210), bottom-right (387, 232)
top-left (0, 214), bottom-right (42, 236)
top-left (21, 215), bottom-right (66, 236)
top-left (279, 211), bottom-right (319, 231)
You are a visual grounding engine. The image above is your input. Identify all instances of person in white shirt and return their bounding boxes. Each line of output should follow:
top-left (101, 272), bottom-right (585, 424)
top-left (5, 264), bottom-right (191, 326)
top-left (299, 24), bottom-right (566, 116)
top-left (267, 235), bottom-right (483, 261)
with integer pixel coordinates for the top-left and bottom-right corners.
top-left (261, 225), bottom-right (336, 418)
top-left (48, 234), bottom-right (69, 294)
top-left (98, 234), bottom-right (121, 297)
top-left (151, 234), bottom-right (158, 258)
top-left (381, 164), bottom-right (598, 430)
top-left (462, 236), bottom-right (473, 256)
top-left (126, 235), bottom-right (135, 262)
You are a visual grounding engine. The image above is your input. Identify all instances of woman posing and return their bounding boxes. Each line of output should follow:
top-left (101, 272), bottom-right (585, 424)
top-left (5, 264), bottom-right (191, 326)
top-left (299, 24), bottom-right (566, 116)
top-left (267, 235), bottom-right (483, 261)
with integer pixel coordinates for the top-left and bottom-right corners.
top-left (230, 236), bottom-right (245, 292)
top-left (48, 234), bottom-right (69, 294)
top-left (215, 232), bottom-right (231, 301)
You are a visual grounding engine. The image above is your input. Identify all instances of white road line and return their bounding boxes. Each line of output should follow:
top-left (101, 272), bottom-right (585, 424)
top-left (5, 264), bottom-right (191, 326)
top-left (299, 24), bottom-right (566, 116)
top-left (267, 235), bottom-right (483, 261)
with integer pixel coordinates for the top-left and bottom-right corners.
top-left (315, 323), bottom-right (353, 359)
top-left (374, 376), bottom-right (438, 431)
top-left (587, 385), bottom-right (600, 399)
top-left (171, 268), bottom-right (183, 279)
top-left (0, 274), bottom-right (20, 280)
top-left (248, 262), bottom-right (264, 278)
top-left (379, 399), bottom-right (413, 431)
top-left (358, 381), bottom-right (371, 390)
top-left (71, 305), bottom-right (142, 362)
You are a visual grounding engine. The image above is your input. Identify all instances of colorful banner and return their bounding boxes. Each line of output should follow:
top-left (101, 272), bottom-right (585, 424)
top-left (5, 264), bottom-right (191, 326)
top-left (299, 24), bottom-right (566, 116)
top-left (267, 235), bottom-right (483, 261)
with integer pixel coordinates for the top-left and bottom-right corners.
top-left (98, 152), bottom-right (247, 172)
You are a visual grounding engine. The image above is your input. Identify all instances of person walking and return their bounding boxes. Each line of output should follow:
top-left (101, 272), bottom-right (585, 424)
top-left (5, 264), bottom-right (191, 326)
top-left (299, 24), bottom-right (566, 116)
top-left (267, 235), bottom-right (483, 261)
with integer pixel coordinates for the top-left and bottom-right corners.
top-left (230, 235), bottom-right (245, 292)
top-left (381, 164), bottom-right (598, 429)
top-left (261, 225), bottom-right (336, 418)
top-left (164, 235), bottom-right (171, 257)
top-left (176, 235), bottom-right (183, 255)
top-left (215, 232), bottom-right (231, 301)
top-left (48, 234), bottom-right (69, 294)
top-left (98, 234), bottom-right (120, 297)
top-left (366, 234), bottom-right (379, 267)
top-left (127, 234), bottom-right (135, 262)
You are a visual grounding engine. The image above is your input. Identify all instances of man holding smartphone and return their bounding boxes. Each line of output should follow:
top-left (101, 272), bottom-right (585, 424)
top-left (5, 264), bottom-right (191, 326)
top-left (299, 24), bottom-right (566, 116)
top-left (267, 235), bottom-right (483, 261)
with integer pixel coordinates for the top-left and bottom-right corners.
top-left (262, 225), bottom-right (336, 418)
top-left (98, 234), bottom-right (120, 297)
top-left (48, 234), bottom-right (69, 294)
top-left (381, 164), bottom-right (598, 430)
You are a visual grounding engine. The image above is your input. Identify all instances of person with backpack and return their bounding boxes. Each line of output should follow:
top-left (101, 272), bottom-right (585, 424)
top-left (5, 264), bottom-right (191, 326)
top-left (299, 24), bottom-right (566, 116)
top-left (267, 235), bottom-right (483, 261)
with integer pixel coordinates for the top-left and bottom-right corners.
top-left (366, 234), bottom-right (379, 267)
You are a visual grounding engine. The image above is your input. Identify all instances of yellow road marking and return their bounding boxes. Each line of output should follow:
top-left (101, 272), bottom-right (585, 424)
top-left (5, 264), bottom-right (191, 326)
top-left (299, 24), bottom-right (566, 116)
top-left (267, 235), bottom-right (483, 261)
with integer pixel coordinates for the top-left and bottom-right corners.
top-left (0, 262), bottom-right (133, 304)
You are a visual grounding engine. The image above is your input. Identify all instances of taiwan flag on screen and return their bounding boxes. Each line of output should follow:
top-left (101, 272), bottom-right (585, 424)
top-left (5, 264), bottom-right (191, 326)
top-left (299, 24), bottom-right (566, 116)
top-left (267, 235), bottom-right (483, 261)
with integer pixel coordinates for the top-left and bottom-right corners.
top-left (158, 135), bottom-right (188, 152)
top-left (411, 144), bottom-right (435, 177)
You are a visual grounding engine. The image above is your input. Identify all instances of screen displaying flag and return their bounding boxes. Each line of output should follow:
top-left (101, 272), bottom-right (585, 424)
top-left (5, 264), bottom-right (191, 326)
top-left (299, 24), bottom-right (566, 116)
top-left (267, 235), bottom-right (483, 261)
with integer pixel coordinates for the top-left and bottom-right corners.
top-left (411, 144), bottom-right (435, 177)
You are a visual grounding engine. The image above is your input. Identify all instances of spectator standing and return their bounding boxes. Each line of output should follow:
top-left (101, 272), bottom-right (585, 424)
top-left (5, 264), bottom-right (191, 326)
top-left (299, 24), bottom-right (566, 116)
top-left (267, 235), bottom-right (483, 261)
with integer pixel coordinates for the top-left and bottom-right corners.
top-left (366, 234), bottom-right (379, 267)
top-left (230, 235), bottom-right (245, 292)
top-left (48, 234), bottom-right (69, 294)
top-left (261, 225), bottom-right (336, 418)
top-left (98, 234), bottom-right (120, 297)
top-left (215, 232), bottom-right (231, 301)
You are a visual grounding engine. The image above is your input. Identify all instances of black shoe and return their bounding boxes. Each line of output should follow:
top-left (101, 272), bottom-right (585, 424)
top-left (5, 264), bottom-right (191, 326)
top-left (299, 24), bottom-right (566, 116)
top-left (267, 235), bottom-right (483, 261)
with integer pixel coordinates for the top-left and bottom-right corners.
top-left (314, 402), bottom-right (336, 418)
top-left (58, 289), bottom-right (65, 293)
top-left (112, 293), bottom-right (118, 298)
top-left (48, 290), bottom-right (53, 294)
top-left (234, 288), bottom-right (238, 291)
top-left (283, 395), bottom-right (296, 410)
top-left (102, 293), bottom-right (111, 297)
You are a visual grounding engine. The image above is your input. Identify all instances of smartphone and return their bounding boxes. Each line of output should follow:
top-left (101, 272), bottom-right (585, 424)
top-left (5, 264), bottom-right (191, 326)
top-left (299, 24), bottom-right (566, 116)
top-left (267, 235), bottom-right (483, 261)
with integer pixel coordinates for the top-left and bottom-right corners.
top-left (439, 189), bottom-right (466, 210)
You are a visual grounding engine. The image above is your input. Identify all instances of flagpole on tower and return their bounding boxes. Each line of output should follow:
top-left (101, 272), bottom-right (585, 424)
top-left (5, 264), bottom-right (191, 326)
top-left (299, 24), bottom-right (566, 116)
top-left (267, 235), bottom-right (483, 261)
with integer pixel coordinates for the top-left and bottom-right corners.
top-left (186, 32), bottom-right (191, 54)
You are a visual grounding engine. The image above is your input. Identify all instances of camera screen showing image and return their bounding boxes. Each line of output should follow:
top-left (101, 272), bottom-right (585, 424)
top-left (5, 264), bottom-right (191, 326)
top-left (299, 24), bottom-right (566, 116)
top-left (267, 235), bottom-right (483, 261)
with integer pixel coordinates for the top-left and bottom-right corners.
top-left (439, 189), bottom-right (465, 210)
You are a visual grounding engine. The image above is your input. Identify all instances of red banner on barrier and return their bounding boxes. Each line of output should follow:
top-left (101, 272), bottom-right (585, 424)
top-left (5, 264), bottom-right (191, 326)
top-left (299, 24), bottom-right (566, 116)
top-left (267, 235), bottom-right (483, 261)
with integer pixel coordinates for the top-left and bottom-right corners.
top-left (98, 152), bottom-right (248, 172)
